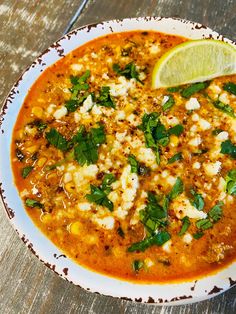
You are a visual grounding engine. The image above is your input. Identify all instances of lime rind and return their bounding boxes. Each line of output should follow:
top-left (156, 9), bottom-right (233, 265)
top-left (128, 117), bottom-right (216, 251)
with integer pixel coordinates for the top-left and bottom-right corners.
top-left (152, 39), bottom-right (236, 89)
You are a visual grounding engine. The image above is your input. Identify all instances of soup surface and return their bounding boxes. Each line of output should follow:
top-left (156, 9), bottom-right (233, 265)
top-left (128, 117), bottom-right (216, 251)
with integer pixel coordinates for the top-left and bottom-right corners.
top-left (11, 31), bottom-right (236, 282)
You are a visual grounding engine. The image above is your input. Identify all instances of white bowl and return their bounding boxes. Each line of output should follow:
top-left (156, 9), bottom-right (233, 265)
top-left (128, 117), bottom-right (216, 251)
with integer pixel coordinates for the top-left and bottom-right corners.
top-left (0, 17), bottom-right (235, 305)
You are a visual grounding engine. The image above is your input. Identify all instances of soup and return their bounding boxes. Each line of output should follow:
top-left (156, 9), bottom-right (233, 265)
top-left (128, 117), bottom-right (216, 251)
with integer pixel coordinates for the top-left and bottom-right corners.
top-left (11, 31), bottom-right (236, 282)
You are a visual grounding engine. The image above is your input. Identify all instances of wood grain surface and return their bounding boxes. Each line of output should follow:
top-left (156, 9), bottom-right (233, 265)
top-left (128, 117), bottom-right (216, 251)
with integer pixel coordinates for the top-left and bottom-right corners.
top-left (0, 0), bottom-right (235, 313)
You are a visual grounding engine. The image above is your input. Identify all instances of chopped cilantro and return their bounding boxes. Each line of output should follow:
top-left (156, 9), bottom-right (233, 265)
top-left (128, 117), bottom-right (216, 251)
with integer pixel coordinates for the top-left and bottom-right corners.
top-left (193, 232), bottom-right (204, 239)
top-left (178, 216), bottom-right (190, 236)
top-left (212, 128), bottom-right (223, 136)
top-left (181, 82), bottom-right (208, 98)
top-left (65, 95), bottom-right (88, 112)
top-left (168, 152), bottom-right (183, 164)
top-left (162, 95), bottom-right (175, 112)
top-left (225, 169), bottom-right (236, 195)
top-left (86, 184), bottom-right (113, 211)
top-left (168, 124), bottom-right (184, 136)
top-left (70, 70), bottom-right (90, 99)
top-left (223, 82), bottom-right (236, 96)
top-left (221, 139), bottom-right (236, 159)
top-left (168, 177), bottom-right (184, 200)
top-left (213, 100), bottom-right (236, 118)
top-left (46, 128), bottom-right (69, 152)
top-left (128, 231), bottom-right (171, 252)
top-left (113, 62), bottom-right (142, 83)
top-left (73, 125), bottom-right (106, 166)
top-left (21, 166), bottom-right (33, 179)
top-left (190, 189), bottom-right (204, 211)
top-left (132, 260), bottom-right (144, 272)
top-left (208, 202), bottom-right (223, 222)
top-left (86, 173), bottom-right (115, 211)
top-left (195, 219), bottom-right (213, 230)
top-left (128, 154), bottom-right (139, 173)
top-left (25, 198), bottom-right (43, 209)
top-left (97, 86), bottom-right (115, 108)
top-left (167, 86), bottom-right (181, 93)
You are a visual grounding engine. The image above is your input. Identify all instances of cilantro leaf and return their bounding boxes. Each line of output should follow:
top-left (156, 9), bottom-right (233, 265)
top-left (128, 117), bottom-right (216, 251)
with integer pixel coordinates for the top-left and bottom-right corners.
top-left (65, 95), bottom-right (87, 112)
top-left (212, 128), bottom-right (223, 136)
top-left (181, 82), bottom-right (208, 98)
top-left (25, 198), bottom-right (44, 209)
top-left (70, 70), bottom-right (90, 98)
top-left (127, 231), bottom-right (171, 252)
top-left (132, 260), bottom-right (144, 272)
top-left (167, 86), bottom-right (181, 93)
top-left (178, 216), bottom-right (190, 236)
top-left (128, 154), bottom-right (139, 173)
top-left (46, 128), bottom-right (69, 152)
top-left (168, 152), bottom-right (183, 164)
top-left (168, 124), bottom-right (184, 136)
top-left (162, 95), bottom-right (175, 112)
top-left (168, 177), bottom-right (184, 200)
top-left (221, 140), bottom-right (236, 159)
top-left (213, 100), bottom-right (236, 118)
top-left (21, 166), bottom-right (33, 179)
top-left (190, 189), bottom-right (204, 211)
top-left (97, 86), bottom-right (115, 108)
top-left (226, 169), bottom-right (236, 195)
top-left (208, 202), bottom-right (223, 222)
top-left (223, 82), bottom-right (236, 96)
top-left (113, 62), bottom-right (142, 82)
top-left (86, 184), bottom-right (113, 211)
top-left (193, 232), bottom-right (204, 239)
top-left (74, 125), bottom-right (106, 166)
top-left (101, 173), bottom-right (116, 194)
top-left (196, 218), bottom-right (213, 230)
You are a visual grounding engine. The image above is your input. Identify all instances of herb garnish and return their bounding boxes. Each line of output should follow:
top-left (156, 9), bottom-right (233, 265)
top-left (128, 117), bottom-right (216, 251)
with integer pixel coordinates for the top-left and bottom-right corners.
top-left (168, 124), bottom-right (184, 136)
top-left (168, 177), bottom-right (184, 200)
top-left (127, 154), bottom-right (150, 176)
top-left (213, 100), bottom-right (236, 118)
top-left (181, 82), bottom-right (208, 98)
top-left (65, 95), bottom-right (88, 112)
top-left (223, 82), bottom-right (236, 96)
top-left (190, 189), bottom-right (204, 211)
top-left (25, 198), bottom-right (44, 209)
top-left (21, 166), bottom-right (33, 179)
top-left (178, 216), bottom-right (190, 236)
top-left (73, 124), bottom-right (106, 166)
top-left (225, 169), bottom-right (236, 195)
top-left (212, 128), bottom-right (223, 136)
top-left (128, 231), bottom-right (171, 252)
top-left (86, 173), bottom-right (116, 211)
top-left (97, 86), bottom-right (115, 108)
top-left (113, 62), bottom-right (142, 83)
top-left (168, 152), bottom-right (183, 164)
top-left (132, 260), bottom-right (144, 272)
top-left (221, 139), bottom-right (236, 159)
top-left (162, 95), bottom-right (175, 112)
top-left (196, 201), bottom-right (223, 231)
top-left (117, 227), bottom-right (125, 238)
top-left (167, 86), bottom-right (181, 93)
top-left (46, 128), bottom-right (69, 152)
top-left (193, 232), bottom-right (204, 239)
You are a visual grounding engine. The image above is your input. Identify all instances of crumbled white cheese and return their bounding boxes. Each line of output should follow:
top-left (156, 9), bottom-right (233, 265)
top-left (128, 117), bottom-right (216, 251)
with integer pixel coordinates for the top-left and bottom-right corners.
top-left (144, 258), bottom-right (154, 268)
top-left (161, 170), bottom-right (169, 178)
top-left (185, 98), bottom-right (200, 110)
top-left (161, 95), bottom-right (170, 107)
top-left (172, 195), bottom-right (207, 219)
top-left (198, 118), bottom-right (211, 130)
top-left (149, 44), bottom-right (160, 54)
top-left (116, 131), bottom-right (127, 142)
top-left (130, 204), bottom-right (145, 225)
top-left (139, 72), bottom-right (146, 81)
top-left (137, 147), bottom-right (156, 168)
top-left (80, 95), bottom-right (94, 113)
top-left (109, 76), bottom-right (136, 97)
top-left (166, 175), bottom-right (176, 186)
top-left (91, 105), bottom-right (102, 115)
top-left (193, 162), bottom-right (201, 169)
top-left (218, 177), bottom-right (226, 191)
top-left (74, 112), bottom-right (81, 123)
top-left (115, 110), bottom-right (126, 121)
top-left (219, 92), bottom-right (230, 104)
top-left (203, 161), bottom-right (221, 177)
top-left (64, 172), bottom-right (72, 183)
top-left (192, 113), bottom-right (200, 122)
top-left (70, 63), bottom-right (83, 72)
top-left (209, 83), bottom-right (222, 94)
top-left (91, 52), bottom-right (98, 59)
top-left (47, 103), bottom-right (56, 115)
top-left (127, 114), bottom-right (140, 126)
top-left (165, 116), bottom-right (180, 126)
top-left (78, 202), bottom-right (91, 211)
top-left (216, 131), bottom-right (229, 141)
top-left (114, 207), bottom-right (128, 219)
top-left (102, 72), bottom-right (109, 80)
top-left (190, 125), bottom-right (197, 133)
top-left (53, 106), bottom-right (68, 120)
top-left (93, 216), bottom-right (115, 230)
top-left (188, 135), bottom-right (202, 147)
top-left (162, 240), bottom-right (172, 253)
top-left (183, 233), bottom-right (193, 244)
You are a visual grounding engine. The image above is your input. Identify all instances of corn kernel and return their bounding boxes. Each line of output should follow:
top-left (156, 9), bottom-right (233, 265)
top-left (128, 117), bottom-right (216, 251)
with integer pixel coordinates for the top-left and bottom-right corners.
top-left (40, 213), bottom-right (52, 224)
top-left (32, 106), bottom-right (43, 118)
top-left (170, 135), bottom-right (179, 147)
top-left (65, 182), bottom-right (76, 193)
top-left (124, 103), bottom-right (135, 114)
top-left (37, 157), bottom-right (47, 167)
top-left (70, 221), bottom-right (82, 235)
top-left (16, 129), bottom-right (24, 139)
top-left (25, 145), bottom-right (38, 153)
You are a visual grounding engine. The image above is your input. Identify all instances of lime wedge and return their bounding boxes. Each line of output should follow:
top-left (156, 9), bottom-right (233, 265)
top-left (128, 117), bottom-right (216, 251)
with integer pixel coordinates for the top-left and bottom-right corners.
top-left (152, 39), bottom-right (236, 88)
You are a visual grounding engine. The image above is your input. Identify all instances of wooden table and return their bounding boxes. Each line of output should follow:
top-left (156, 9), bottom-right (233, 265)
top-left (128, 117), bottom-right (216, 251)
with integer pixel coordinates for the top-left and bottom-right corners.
top-left (0, 1), bottom-right (235, 313)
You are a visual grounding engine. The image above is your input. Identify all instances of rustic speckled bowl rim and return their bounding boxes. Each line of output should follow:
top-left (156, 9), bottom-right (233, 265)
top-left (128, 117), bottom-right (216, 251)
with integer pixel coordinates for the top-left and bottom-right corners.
top-left (0, 16), bottom-right (235, 305)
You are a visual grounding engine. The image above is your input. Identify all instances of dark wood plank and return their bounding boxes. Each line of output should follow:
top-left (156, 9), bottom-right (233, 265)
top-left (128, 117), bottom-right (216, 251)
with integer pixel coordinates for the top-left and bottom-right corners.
top-left (0, 0), bottom-right (236, 313)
